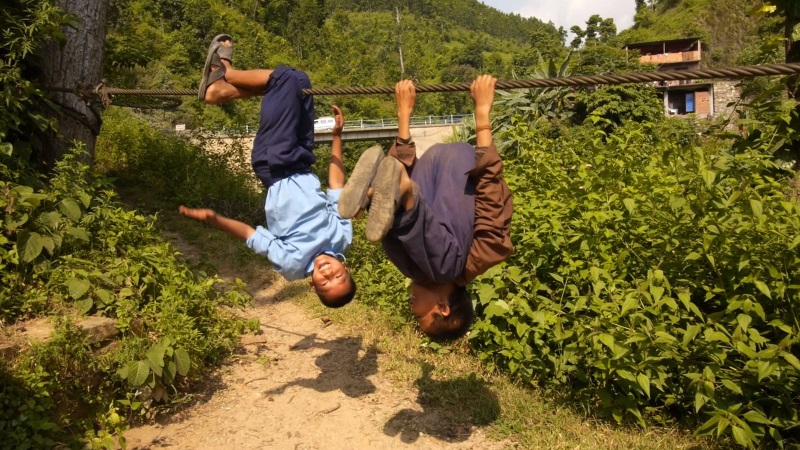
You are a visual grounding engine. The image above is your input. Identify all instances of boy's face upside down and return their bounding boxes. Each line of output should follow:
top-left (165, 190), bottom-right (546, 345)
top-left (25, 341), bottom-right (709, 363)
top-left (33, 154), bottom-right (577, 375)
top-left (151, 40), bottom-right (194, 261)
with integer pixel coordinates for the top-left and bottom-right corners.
top-left (408, 281), bottom-right (453, 333)
top-left (310, 254), bottom-right (352, 299)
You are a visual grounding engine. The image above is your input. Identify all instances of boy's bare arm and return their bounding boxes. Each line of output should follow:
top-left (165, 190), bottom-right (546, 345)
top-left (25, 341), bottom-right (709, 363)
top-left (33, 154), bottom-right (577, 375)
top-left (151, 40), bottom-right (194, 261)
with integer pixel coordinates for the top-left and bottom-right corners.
top-left (179, 206), bottom-right (255, 241)
top-left (328, 105), bottom-right (345, 190)
top-left (472, 75), bottom-right (495, 148)
top-left (389, 80), bottom-right (418, 169)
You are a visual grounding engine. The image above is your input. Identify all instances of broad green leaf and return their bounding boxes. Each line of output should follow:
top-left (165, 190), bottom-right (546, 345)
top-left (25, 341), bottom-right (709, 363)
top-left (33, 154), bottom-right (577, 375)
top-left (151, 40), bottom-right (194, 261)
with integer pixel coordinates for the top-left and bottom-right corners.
top-left (477, 283), bottom-right (495, 303)
top-left (598, 333), bottom-right (615, 350)
top-left (682, 324), bottom-right (702, 347)
top-left (650, 286), bottom-right (664, 302)
top-left (721, 379), bottom-right (743, 395)
top-left (769, 428), bottom-right (783, 448)
top-left (701, 169), bottom-right (716, 189)
top-left (484, 300), bottom-right (510, 318)
top-left (622, 198), bottom-right (635, 214)
top-left (755, 280), bottom-right (771, 298)
top-left (163, 360), bottom-right (177, 384)
top-left (616, 369), bottom-right (636, 382)
top-left (65, 277), bottom-right (90, 300)
top-left (695, 414), bottom-right (720, 436)
top-left (731, 426), bottom-right (753, 448)
top-left (685, 252), bottom-right (702, 261)
top-left (620, 296), bottom-right (637, 315)
top-left (40, 236), bottom-right (55, 255)
top-left (757, 361), bottom-right (776, 381)
top-left (146, 346), bottom-right (166, 377)
top-left (18, 231), bottom-right (43, 263)
top-left (636, 373), bottom-right (651, 398)
top-left (174, 347), bottom-right (191, 376)
top-left (742, 410), bottom-right (773, 426)
top-left (75, 298), bottom-right (93, 315)
top-left (781, 352), bottom-right (800, 372)
top-left (59, 198), bottom-right (81, 221)
top-left (127, 361), bottom-right (150, 387)
top-left (749, 199), bottom-right (763, 219)
top-left (79, 192), bottom-right (92, 208)
top-left (67, 226), bottom-right (89, 241)
top-left (737, 314), bottom-right (752, 331)
top-left (1, 142), bottom-right (12, 156)
top-left (96, 289), bottom-right (112, 306)
top-left (695, 392), bottom-right (707, 413)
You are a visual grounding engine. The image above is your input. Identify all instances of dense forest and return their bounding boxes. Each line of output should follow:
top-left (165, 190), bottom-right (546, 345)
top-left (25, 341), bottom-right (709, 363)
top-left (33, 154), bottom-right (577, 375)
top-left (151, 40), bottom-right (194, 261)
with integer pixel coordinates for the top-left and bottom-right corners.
top-left (103, 0), bottom-right (777, 130)
top-left (103, 0), bottom-right (572, 127)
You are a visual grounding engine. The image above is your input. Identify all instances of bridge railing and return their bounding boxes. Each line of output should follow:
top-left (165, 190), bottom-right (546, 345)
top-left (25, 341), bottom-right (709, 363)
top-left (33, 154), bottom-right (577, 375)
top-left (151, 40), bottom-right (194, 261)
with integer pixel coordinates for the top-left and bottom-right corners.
top-left (207, 114), bottom-right (473, 135)
top-left (341, 114), bottom-right (473, 129)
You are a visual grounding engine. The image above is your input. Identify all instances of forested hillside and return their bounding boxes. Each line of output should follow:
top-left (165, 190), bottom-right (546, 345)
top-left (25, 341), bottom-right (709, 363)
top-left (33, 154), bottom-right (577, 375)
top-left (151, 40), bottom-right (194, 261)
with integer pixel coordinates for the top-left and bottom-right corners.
top-left (620, 0), bottom-right (775, 66)
top-left (104, 0), bottom-right (566, 127)
top-left (8, 0), bottom-right (800, 447)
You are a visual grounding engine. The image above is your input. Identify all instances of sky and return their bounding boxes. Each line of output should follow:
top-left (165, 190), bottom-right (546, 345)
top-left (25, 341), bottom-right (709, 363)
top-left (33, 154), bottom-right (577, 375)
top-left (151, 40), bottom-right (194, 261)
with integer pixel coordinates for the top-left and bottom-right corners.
top-left (480, 0), bottom-right (635, 34)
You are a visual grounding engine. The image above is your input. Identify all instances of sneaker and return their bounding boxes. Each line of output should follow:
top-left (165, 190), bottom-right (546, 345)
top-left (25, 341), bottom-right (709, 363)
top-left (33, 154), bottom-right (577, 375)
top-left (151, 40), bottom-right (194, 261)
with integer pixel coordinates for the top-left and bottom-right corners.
top-left (365, 157), bottom-right (403, 242)
top-left (338, 146), bottom-right (384, 219)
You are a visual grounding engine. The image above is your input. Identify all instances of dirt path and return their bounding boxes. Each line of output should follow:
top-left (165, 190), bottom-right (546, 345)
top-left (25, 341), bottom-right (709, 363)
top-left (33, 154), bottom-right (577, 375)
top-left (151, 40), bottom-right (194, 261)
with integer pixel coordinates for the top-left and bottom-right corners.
top-left (125, 238), bottom-right (508, 450)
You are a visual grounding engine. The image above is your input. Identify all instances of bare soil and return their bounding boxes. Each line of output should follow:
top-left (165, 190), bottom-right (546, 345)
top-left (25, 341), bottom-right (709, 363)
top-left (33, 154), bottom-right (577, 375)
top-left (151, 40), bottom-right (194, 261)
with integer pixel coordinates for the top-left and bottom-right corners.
top-left (125, 236), bottom-right (508, 450)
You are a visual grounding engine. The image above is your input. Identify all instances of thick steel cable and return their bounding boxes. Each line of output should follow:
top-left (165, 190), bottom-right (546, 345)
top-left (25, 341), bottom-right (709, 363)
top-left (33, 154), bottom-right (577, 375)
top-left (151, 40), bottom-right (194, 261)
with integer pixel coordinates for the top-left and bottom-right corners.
top-left (94, 63), bottom-right (800, 99)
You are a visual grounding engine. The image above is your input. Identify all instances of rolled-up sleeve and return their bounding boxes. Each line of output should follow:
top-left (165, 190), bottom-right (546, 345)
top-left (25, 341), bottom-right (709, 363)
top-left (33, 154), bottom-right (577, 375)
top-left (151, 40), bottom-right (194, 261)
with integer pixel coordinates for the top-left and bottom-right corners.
top-left (459, 143), bottom-right (514, 285)
top-left (246, 225), bottom-right (307, 280)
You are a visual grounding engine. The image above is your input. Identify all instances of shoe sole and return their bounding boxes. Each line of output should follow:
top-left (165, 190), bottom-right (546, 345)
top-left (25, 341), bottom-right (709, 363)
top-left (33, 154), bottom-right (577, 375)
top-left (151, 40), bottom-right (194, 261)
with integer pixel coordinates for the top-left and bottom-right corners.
top-left (338, 146), bottom-right (384, 219)
top-left (198, 34), bottom-right (232, 101)
top-left (365, 158), bottom-right (403, 242)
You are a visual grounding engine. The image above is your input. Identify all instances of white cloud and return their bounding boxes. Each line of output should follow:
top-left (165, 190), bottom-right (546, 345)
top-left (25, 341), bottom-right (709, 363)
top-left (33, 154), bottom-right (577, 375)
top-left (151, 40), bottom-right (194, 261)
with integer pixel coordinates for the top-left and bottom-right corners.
top-left (482, 0), bottom-right (635, 33)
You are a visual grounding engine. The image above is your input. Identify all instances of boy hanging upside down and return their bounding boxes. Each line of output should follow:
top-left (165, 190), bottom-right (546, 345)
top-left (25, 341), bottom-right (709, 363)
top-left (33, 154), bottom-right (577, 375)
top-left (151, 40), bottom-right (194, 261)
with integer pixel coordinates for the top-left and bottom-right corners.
top-left (338, 75), bottom-right (514, 341)
top-left (180, 34), bottom-right (360, 307)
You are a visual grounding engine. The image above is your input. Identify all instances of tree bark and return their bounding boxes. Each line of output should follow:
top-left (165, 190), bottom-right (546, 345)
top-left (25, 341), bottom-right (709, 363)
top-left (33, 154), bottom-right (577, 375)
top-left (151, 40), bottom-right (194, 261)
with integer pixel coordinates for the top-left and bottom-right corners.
top-left (786, 10), bottom-right (800, 169)
top-left (38, 0), bottom-right (109, 170)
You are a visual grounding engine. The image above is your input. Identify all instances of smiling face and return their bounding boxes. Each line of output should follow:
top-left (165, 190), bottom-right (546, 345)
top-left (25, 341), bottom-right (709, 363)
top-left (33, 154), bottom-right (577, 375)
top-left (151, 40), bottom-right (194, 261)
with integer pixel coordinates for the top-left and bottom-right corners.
top-left (310, 254), bottom-right (353, 303)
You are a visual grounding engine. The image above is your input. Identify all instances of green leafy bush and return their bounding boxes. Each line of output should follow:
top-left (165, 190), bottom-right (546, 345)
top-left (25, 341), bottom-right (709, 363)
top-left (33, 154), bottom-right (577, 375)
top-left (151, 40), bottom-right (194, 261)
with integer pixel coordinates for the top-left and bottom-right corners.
top-left (0, 144), bottom-right (251, 447)
top-left (468, 113), bottom-right (800, 447)
top-left (96, 107), bottom-right (264, 222)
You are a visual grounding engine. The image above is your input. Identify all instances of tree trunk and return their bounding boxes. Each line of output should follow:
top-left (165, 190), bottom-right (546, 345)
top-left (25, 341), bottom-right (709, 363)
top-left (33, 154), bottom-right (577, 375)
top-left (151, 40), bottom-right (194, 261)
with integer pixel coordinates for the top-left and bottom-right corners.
top-left (38, 0), bottom-right (109, 171)
top-left (786, 11), bottom-right (800, 169)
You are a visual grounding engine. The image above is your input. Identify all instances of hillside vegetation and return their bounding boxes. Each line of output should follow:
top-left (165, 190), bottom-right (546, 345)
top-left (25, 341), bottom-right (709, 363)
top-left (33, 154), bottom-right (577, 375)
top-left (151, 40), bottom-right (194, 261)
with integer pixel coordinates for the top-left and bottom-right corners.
top-left (6, 0), bottom-right (800, 448)
top-left (104, 0), bottom-right (565, 128)
top-left (620, 0), bottom-right (772, 66)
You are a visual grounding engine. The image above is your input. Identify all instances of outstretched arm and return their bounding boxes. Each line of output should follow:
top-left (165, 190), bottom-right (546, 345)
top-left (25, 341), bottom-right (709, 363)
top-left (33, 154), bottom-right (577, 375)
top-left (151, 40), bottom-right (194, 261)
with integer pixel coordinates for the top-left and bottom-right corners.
top-left (460, 75), bottom-right (514, 284)
top-left (389, 80), bottom-right (418, 170)
top-left (328, 105), bottom-right (346, 190)
top-left (179, 206), bottom-right (255, 241)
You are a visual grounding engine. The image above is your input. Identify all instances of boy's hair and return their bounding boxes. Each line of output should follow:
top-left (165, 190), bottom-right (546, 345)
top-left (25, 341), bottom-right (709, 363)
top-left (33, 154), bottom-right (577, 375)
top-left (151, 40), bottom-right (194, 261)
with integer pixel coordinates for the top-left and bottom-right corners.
top-left (425, 285), bottom-right (474, 342)
top-left (317, 273), bottom-right (357, 308)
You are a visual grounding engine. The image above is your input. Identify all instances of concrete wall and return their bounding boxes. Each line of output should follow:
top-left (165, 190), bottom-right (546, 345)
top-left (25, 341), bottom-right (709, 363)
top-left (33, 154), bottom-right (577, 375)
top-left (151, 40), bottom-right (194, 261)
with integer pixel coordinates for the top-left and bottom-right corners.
top-left (713, 80), bottom-right (742, 120)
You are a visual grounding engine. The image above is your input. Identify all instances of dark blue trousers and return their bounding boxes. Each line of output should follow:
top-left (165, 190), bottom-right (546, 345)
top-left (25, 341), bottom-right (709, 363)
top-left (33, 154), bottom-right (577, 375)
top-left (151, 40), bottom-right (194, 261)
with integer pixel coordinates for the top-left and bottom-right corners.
top-left (251, 65), bottom-right (316, 188)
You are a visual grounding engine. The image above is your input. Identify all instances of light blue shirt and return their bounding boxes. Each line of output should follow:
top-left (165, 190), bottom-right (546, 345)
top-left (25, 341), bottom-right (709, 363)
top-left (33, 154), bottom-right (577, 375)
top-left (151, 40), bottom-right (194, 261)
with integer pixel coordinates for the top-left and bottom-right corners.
top-left (246, 173), bottom-right (352, 280)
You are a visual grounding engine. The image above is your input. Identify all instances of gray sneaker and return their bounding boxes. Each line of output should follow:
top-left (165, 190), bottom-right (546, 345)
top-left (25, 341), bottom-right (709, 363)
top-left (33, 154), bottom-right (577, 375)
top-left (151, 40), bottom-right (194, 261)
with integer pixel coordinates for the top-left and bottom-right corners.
top-left (365, 157), bottom-right (403, 242)
top-left (339, 146), bottom-right (384, 219)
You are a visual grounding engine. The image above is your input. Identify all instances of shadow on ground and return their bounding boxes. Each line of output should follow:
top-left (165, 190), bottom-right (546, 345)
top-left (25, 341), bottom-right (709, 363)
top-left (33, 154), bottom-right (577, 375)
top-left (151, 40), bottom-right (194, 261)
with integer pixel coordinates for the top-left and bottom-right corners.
top-left (264, 334), bottom-right (378, 398)
top-left (383, 362), bottom-right (500, 444)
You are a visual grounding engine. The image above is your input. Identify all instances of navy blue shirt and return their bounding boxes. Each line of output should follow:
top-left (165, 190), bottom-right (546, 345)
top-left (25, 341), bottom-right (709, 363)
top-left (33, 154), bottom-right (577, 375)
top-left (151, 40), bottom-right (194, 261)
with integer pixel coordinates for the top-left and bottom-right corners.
top-left (382, 143), bottom-right (476, 284)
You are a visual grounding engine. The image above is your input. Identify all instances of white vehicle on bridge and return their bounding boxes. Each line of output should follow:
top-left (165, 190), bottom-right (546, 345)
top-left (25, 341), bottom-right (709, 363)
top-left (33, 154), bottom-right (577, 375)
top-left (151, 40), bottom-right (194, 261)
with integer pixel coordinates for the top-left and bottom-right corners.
top-left (313, 116), bottom-right (336, 131)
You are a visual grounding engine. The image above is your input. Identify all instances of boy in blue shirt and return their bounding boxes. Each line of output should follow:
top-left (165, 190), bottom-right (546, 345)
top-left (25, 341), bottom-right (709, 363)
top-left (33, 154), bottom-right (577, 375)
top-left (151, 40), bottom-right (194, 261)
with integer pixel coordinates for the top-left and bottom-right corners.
top-left (180, 35), bottom-right (379, 307)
